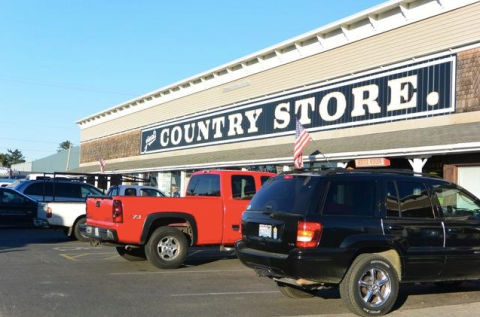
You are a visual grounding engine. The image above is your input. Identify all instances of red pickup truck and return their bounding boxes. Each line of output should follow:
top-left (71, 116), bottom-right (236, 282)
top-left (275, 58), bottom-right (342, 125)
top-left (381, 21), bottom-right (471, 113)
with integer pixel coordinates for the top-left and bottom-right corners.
top-left (80, 170), bottom-right (275, 269)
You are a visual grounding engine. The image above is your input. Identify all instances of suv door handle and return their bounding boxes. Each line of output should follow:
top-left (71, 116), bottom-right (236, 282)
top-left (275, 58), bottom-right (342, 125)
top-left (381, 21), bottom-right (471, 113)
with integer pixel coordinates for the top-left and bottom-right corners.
top-left (386, 225), bottom-right (404, 231)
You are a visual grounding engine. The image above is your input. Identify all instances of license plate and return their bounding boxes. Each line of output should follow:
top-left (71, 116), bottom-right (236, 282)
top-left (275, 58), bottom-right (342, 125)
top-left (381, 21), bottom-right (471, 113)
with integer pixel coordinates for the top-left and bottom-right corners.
top-left (259, 224), bottom-right (272, 238)
top-left (94, 227), bottom-right (99, 237)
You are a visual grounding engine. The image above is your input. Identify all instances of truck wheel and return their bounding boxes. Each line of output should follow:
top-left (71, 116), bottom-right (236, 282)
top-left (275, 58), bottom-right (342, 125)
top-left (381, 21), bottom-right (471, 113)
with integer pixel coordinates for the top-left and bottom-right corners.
top-left (145, 227), bottom-right (188, 269)
top-left (116, 247), bottom-right (147, 261)
top-left (339, 254), bottom-right (399, 317)
top-left (73, 217), bottom-right (90, 242)
top-left (277, 282), bottom-right (315, 299)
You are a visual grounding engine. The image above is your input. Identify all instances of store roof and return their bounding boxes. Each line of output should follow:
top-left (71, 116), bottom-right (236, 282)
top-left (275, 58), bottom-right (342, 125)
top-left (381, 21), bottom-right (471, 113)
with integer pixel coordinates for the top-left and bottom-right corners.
top-left (73, 122), bottom-right (480, 173)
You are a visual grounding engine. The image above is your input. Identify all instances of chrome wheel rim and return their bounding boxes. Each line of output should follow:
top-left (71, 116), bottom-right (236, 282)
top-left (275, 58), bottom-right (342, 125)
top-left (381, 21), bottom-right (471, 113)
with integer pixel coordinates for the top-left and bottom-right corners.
top-left (358, 267), bottom-right (392, 308)
top-left (157, 236), bottom-right (180, 261)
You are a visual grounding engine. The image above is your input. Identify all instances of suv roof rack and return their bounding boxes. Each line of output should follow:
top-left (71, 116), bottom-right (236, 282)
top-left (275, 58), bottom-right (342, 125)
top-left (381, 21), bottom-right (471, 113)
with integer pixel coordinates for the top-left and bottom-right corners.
top-left (284, 168), bottom-right (441, 179)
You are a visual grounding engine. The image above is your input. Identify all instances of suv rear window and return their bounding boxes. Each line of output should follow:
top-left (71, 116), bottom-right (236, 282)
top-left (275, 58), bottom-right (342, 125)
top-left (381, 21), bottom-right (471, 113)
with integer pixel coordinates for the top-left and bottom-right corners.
top-left (248, 175), bottom-right (321, 215)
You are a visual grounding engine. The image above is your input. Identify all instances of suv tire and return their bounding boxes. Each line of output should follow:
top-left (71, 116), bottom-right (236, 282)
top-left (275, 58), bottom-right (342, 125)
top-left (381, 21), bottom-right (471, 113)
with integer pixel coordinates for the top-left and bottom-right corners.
top-left (340, 254), bottom-right (399, 317)
top-left (116, 247), bottom-right (147, 261)
top-left (145, 227), bottom-right (188, 269)
top-left (277, 282), bottom-right (316, 299)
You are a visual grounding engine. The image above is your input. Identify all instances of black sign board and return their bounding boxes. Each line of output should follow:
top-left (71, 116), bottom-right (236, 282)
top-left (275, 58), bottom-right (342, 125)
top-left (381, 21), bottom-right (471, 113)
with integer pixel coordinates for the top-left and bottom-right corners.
top-left (141, 56), bottom-right (456, 154)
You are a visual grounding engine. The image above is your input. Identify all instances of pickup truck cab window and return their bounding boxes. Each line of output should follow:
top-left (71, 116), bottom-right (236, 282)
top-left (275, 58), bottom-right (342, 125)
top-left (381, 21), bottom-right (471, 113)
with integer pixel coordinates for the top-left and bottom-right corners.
top-left (186, 174), bottom-right (220, 197)
top-left (260, 176), bottom-right (272, 185)
top-left (432, 184), bottom-right (480, 218)
top-left (231, 175), bottom-right (255, 200)
top-left (140, 188), bottom-right (165, 197)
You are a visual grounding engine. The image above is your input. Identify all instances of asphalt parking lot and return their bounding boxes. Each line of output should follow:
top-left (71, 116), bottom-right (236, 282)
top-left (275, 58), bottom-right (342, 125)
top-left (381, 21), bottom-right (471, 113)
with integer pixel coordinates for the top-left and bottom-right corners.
top-left (1, 228), bottom-right (480, 317)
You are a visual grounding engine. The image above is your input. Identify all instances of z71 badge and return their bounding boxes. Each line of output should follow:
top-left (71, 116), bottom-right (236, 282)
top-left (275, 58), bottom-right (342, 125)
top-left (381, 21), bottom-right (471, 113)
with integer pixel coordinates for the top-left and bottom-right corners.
top-left (131, 215), bottom-right (142, 220)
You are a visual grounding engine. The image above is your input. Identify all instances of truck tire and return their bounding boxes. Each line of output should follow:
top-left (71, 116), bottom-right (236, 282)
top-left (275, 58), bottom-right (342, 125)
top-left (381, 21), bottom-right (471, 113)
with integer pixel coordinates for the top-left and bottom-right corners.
top-left (339, 254), bottom-right (399, 317)
top-left (145, 227), bottom-right (188, 269)
top-left (116, 247), bottom-right (147, 261)
top-left (73, 217), bottom-right (90, 242)
top-left (277, 282), bottom-right (316, 299)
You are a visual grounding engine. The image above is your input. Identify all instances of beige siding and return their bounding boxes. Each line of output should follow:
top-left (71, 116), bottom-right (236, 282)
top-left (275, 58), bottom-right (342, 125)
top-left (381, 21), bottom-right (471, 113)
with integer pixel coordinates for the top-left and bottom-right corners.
top-left (81, 3), bottom-right (480, 142)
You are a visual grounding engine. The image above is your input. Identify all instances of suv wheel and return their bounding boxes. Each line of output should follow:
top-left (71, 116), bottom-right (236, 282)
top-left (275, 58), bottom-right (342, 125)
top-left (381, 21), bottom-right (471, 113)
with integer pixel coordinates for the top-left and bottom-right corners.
top-left (277, 282), bottom-right (315, 299)
top-left (340, 254), bottom-right (399, 317)
top-left (145, 227), bottom-right (188, 269)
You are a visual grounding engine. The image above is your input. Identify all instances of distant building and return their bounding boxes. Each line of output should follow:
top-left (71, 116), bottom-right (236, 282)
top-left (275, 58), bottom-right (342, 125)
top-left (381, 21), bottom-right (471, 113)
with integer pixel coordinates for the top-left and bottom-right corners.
top-left (11, 146), bottom-right (80, 173)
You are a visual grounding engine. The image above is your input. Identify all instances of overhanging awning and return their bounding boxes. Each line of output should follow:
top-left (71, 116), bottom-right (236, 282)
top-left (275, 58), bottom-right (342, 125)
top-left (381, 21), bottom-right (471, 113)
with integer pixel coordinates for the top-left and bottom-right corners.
top-left (73, 122), bottom-right (480, 173)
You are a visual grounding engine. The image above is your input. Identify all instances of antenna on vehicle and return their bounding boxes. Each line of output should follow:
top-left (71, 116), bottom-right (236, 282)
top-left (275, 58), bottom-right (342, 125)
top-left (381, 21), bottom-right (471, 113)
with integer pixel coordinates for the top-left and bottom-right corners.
top-left (309, 140), bottom-right (334, 169)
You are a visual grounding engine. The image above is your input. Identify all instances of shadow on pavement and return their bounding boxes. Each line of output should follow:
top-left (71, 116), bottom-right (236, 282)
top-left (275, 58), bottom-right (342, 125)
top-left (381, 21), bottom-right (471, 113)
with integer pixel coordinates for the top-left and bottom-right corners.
top-left (182, 248), bottom-right (238, 267)
top-left (0, 227), bottom-right (70, 251)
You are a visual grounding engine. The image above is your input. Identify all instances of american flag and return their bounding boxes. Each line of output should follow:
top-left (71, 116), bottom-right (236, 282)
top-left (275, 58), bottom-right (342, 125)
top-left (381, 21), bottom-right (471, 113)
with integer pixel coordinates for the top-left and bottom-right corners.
top-left (294, 120), bottom-right (312, 169)
top-left (98, 156), bottom-right (106, 174)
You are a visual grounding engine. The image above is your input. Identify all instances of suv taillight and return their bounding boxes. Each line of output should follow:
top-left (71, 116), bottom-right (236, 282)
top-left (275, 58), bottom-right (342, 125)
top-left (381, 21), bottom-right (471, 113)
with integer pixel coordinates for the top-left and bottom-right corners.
top-left (46, 206), bottom-right (52, 219)
top-left (296, 221), bottom-right (322, 248)
top-left (112, 200), bottom-right (123, 223)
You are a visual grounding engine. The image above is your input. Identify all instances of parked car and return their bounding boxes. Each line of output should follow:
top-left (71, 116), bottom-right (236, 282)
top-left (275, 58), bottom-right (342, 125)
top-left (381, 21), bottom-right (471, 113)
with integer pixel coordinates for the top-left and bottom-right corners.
top-left (0, 187), bottom-right (38, 226)
top-left (12, 178), bottom-right (103, 241)
top-left (106, 185), bottom-right (166, 197)
top-left (235, 169), bottom-right (480, 317)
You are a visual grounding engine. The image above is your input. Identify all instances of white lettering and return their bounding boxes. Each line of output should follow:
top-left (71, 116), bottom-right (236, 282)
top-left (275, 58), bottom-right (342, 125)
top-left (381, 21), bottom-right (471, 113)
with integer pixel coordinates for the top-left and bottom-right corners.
top-left (274, 102), bottom-right (291, 129)
top-left (184, 123), bottom-right (195, 143)
top-left (160, 129), bottom-right (169, 147)
top-left (387, 75), bottom-right (417, 111)
top-left (197, 120), bottom-right (210, 141)
top-left (319, 92), bottom-right (346, 122)
top-left (212, 117), bottom-right (225, 139)
top-left (171, 126), bottom-right (182, 145)
top-left (351, 84), bottom-right (381, 117)
top-left (244, 109), bottom-right (263, 133)
top-left (295, 97), bottom-right (315, 125)
top-left (228, 113), bottom-right (244, 136)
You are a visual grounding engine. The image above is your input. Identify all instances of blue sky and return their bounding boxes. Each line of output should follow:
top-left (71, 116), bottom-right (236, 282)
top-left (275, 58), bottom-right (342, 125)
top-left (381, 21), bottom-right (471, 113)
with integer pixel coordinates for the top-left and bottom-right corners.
top-left (0, 0), bottom-right (386, 162)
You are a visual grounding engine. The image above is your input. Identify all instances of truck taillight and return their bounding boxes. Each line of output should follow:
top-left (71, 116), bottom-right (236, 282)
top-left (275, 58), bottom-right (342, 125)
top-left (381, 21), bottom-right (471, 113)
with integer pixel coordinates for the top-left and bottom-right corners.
top-left (46, 206), bottom-right (52, 219)
top-left (296, 221), bottom-right (322, 248)
top-left (112, 200), bottom-right (123, 223)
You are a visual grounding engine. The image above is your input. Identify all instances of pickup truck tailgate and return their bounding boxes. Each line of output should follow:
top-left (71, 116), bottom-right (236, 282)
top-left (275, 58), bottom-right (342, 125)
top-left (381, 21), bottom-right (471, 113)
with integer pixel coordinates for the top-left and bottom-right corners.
top-left (86, 196), bottom-right (115, 227)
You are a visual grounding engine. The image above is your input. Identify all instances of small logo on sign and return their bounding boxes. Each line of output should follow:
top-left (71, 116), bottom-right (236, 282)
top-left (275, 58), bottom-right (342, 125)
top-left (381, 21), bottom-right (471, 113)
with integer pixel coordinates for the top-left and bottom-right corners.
top-left (144, 130), bottom-right (157, 151)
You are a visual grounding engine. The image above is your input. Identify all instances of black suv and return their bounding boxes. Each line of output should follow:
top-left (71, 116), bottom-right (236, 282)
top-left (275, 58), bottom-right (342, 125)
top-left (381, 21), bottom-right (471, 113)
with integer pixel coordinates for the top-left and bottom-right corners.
top-left (235, 169), bottom-right (480, 316)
